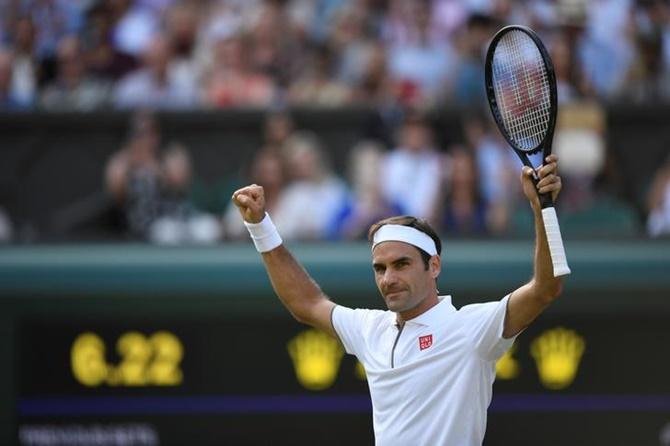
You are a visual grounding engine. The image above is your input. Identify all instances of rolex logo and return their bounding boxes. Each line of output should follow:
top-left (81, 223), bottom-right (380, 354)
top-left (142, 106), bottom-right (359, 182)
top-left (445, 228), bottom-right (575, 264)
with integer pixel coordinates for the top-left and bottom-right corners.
top-left (287, 329), bottom-right (344, 390)
top-left (531, 327), bottom-right (585, 390)
top-left (495, 342), bottom-right (520, 380)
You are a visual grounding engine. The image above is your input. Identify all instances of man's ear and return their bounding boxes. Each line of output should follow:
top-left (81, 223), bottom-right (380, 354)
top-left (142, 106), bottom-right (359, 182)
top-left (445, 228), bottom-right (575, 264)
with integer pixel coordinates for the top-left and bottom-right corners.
top-left (429, 255), bottom-right (441, 279)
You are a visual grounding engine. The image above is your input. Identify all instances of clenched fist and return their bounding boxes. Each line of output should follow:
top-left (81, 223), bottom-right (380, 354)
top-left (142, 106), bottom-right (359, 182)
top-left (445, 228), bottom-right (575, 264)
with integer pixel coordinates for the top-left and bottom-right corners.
top-left (521, 154), bottom-right (562, 209)
top-left (232, 184), bottom-right (266, 224)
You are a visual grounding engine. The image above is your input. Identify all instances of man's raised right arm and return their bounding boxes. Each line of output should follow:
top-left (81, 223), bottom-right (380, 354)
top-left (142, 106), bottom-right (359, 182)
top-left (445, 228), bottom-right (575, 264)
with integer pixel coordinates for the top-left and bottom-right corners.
top-left (232, 184), bottom-right (337, 337)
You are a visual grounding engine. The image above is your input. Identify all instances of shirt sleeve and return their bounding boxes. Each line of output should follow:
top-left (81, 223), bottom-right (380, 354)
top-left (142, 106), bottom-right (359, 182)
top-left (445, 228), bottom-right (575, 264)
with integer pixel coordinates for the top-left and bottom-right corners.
top-left (331, 305), bottom-right (374, 358)
top-left (462, 294), bottom-right (517, 362)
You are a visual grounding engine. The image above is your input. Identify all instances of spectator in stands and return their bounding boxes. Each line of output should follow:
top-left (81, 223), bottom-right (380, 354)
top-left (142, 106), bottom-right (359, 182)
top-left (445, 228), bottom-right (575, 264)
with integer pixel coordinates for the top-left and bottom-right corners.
top-left (149, 142), bottom-right (222, 245)
top-left (40, 35), bottom-right (110, 110)
top-left (264, 109), bottom-right (294, 145)
top-left (288, 44), bottom-right (352, 106)
top-left (17, 0), bottom-right (85, 69)
top-left (246, 0), bottom-right (300, 87)
top-left (164, 2), bottom-right (200, 92)
top-left (273, 131), bottom-right (349, 240)
top-left (82, 2), bottom-right (137, 81)
top-left (440, 145), bottom-right (487, 235)
top-left (106, 111), bottom-right (158, 234)
top-left (105, 111), bottom-right (220, 243)
top-left (647, 155), bottom-right (670, 237)
top-left (105, 110), bottom-right (164, 238)
top-left (552, 103), bottom-right (607, 213)
top-left (110, 0), bottom-right (159, 58)
top-left (351, 42), bottom-right (395, 107)
top-left (621, 1), bottom-right (670, 102)
top-left (328, 4), bottom-right (372, 87)
top-left (165, 2), bottom-right (199, 58)
top-left (7, 16), bottom-right (38, 107)
top-left (426, 0), bottom-right (469, 40)
top-left (0, 48), bottom-right (30, 110)
top-left (550, 31), bottom-right (592, 104)
top-left (223, 147), bottom-right (286, 240)
top-left (332, 140), bottom-right (401, 240)
top-left (287, 0), bottom-right (342, 44)
top-left (385, 0), bottom-right (456, 107)
top-left (380, 110), bottom-right (445, 226)
top-left (577, 0), bottom-right (635, 98)
top-left (202, 29), bottom-right (277, 107)
top-left (463, 114), bottom-right (518, 235)
top-left (449, 13), bottom-right (496, 106)
top-left (199, 0), bottom-right (261, 42)
top-left (114, 33), bottom-right (198, 109)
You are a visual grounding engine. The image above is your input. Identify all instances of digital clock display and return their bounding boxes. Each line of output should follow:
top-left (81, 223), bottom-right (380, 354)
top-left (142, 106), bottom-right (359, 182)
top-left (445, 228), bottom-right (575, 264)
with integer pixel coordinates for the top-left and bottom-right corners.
top-left (70, 331), bottom-right (184, 387)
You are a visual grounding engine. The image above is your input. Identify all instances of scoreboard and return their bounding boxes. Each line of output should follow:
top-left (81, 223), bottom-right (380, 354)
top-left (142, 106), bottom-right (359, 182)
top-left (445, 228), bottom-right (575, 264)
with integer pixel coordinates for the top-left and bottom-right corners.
top-left (17, 316), bottom-right (373, 445)
top-left (14, 313), bottom-right (670, 446)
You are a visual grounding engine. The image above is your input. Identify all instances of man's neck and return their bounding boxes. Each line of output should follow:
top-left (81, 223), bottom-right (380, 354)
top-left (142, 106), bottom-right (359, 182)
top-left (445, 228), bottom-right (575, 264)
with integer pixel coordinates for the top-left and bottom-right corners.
top-left (396, 293), bottom-right (440, 326)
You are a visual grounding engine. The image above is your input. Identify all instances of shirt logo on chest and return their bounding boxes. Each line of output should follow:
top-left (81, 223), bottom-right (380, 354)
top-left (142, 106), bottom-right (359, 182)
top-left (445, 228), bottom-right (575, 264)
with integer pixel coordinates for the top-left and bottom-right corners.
top-left (418, 334), bottom-right (433, 351)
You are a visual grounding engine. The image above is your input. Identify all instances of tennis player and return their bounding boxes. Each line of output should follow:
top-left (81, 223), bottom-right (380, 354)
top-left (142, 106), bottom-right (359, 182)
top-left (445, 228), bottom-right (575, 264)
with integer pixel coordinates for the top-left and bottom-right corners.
top-left (232, 154), bottom-right (564, 445)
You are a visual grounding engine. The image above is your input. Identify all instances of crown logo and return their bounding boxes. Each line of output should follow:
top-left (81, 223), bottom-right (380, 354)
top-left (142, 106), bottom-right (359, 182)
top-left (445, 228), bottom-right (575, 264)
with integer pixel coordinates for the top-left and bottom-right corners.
top-left (495, 342), bottom-right (520, 380)
top-left (287, 329), bottom-right (344, 390)
top-left (531, 327), bottom-right (585, 390)
top-left (354, 360), bottom-right (367, 381)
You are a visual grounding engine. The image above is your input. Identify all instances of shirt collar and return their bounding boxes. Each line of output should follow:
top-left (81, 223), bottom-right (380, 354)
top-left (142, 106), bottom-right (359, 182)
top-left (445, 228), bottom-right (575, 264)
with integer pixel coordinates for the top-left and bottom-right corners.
top-left (395, 295), bottom-right (456, 327)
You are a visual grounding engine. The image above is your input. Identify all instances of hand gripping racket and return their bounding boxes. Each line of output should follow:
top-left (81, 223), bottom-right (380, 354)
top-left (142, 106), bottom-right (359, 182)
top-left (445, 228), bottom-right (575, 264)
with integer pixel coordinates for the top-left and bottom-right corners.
top-left (485, 25), bottom-right (571, 277)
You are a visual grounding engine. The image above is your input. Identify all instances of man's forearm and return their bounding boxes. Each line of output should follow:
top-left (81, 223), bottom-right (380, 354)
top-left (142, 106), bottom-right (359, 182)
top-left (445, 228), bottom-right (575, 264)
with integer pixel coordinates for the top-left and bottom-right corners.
top-left (232, 187), bottom-right (336, 333)
top-left (261, 245), bottom-right (329, 322)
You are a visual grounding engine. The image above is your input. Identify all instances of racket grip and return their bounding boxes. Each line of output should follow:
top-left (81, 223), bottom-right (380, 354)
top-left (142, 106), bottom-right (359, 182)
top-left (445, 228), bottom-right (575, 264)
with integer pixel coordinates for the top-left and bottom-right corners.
top-left (541, 207), bottom-right (571, 277)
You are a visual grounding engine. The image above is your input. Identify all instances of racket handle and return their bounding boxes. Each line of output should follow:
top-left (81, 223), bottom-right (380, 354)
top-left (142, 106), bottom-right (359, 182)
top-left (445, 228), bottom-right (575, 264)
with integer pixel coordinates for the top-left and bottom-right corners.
top-left (541, 207), bottom-right (571, 277)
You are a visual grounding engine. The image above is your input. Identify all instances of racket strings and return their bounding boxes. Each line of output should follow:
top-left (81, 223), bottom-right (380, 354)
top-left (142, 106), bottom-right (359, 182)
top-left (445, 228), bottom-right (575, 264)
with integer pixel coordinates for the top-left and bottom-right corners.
top-left (492, 30), bottom-right (551, 151)
top-left (496, 34), bottom-right (550, 144)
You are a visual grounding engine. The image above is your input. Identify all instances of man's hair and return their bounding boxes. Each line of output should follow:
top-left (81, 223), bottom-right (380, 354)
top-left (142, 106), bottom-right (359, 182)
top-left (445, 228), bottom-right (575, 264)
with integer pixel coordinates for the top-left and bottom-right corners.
top-left (368, 216), bottom-right (442, 270)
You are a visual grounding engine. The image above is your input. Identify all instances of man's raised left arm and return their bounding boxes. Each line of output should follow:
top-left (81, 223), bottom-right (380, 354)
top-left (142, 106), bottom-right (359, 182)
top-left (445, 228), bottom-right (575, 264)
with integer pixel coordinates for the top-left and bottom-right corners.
top-left (503, 154), bottom-right (564, 338)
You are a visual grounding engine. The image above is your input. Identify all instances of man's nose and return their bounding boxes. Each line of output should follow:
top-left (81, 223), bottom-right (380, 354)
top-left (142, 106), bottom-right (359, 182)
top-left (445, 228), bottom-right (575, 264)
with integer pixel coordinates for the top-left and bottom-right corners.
top-left (382, 269), bottom-right (399, 288)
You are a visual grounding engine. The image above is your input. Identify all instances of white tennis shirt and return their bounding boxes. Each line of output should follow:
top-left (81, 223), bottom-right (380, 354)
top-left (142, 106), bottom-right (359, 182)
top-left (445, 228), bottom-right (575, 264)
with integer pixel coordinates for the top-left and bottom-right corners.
top-left (332, 294), bottom-right (516, 446)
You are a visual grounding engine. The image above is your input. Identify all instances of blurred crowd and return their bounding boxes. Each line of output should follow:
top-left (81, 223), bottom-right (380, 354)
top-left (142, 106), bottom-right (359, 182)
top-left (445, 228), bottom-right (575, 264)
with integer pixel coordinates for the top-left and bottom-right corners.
top-left (103, 108), bottom-right (514, 243)
top-left (1, 0), bottom-right (670, 111)
top-left (93, 106), bottom-right (659, 244)
top-left (0, 0), bottom-right (669, 242)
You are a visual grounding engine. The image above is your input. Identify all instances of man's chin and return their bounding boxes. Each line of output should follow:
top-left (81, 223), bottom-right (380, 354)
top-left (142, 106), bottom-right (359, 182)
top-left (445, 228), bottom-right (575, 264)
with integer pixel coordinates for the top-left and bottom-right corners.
top-left (384, 293), bottom-right (408, 312)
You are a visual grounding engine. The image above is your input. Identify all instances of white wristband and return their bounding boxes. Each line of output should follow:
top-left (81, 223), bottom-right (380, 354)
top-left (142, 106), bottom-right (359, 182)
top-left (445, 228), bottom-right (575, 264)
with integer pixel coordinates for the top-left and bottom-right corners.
top-left (243, 213), bottom-right (283, 253)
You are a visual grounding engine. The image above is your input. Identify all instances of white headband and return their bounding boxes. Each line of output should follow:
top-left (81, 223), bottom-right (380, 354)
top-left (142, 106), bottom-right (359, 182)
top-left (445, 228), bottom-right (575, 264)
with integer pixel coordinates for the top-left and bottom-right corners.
top-left (372, 224), bottom-right (438, 256)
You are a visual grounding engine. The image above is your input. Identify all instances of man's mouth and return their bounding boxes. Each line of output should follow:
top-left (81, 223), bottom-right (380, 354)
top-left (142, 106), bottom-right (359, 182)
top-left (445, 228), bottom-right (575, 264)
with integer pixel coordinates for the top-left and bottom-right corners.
top-left (385, 289), bottom-right (404, 298)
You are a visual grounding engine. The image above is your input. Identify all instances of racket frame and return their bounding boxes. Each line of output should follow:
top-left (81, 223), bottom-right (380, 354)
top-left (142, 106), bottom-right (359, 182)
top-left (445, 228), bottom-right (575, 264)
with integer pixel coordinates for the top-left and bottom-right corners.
top-left (485, 25), bottom-right (558, 163)
top-left (484, 25), bottom-right (571, 277)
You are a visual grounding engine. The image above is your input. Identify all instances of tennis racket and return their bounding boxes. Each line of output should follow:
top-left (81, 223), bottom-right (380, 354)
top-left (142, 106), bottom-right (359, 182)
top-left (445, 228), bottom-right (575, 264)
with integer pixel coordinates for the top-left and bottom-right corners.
top-left (484, 25), bottom-right (571, 277)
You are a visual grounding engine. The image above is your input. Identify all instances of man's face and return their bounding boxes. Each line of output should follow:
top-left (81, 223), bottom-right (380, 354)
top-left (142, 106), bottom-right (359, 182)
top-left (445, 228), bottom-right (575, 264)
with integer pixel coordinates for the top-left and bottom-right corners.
top-left (372, 241), bottom-right (439, 317)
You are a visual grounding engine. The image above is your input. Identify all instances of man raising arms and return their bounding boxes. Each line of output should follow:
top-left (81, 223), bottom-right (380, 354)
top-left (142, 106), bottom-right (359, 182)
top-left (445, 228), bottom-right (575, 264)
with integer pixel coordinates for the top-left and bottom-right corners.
top-left (232, 155), bottom-right (564, 445)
